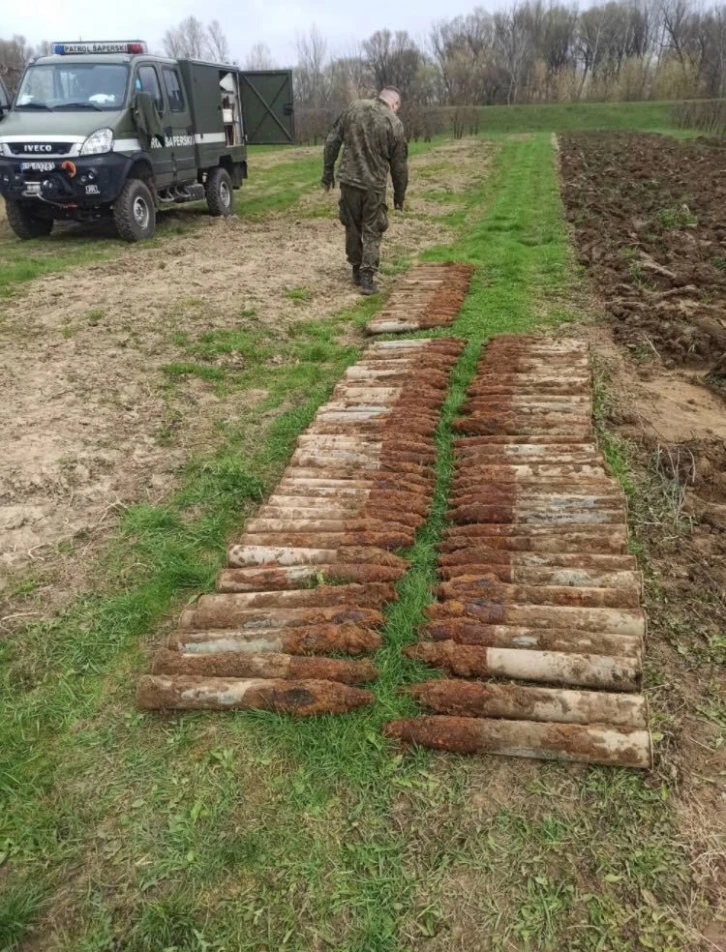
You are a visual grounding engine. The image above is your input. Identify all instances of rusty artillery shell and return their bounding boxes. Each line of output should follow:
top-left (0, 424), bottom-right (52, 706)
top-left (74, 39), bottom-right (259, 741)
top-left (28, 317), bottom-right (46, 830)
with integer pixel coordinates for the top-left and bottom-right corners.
top-left (439, 563), bottom-right (640, 591)
top-left (448, 489), bottom-right (623, 509)
top-left (445, 504), bottom-right (625, 526)
top-left (239, 531), bottom-right (412, 550)
top-left (421, 619), bottom-right (642, 657)
top-left (179, 602), bottom-right (384, 631)
top-left (455, 434), bottom-right (594, 447)
top-left (343, 365), bottom-right (450, 379)
top-left (168, 624), bottom-right (382, 656)
top-left (456, 451), bottom-right (601, 467)
top-left (280, 471), bottom-right (435, 492)
top-left (226, 545), bottom-right (408, 569)
top-left (240, 527), bottom-right (415, 547)
top-left (290, 452), bottom-right (434, 475)
top-left (255, 507), bottom-right (423, 529)
top-left (384, 716), bottom-right (652, 768)
top-left (138, 676), bottom-right (374, 714)
top-left (152, 648), bottom-right (377, 683)
top-left (426, 600), bottom-right (645, 637)
top-left (439, 524), bottom-right (628, 553)
top-left (296, 436), bottom-right (438, 456)
top-left (251, 511), bottom-right (423, 532)
top-left (200, 582), bottom-right (396, 609)
top-left (453, 423), bottom-right (594, 440)
top-left (241, 523), bottom-right (415, 547)
top-left (461, 400), bottom-right (592, 417)
top-left (467, 382), bottom-right (591, 396)
top-left (405, 641), bottom-right (639, 690)
top-left (438, 549), bottom-right (635, 570)
top-left (407, 679), bottom-right (647, 728)
top-left (435, 578), bottom-right (639, 609)
top-left (451, 464), bottom-right (606, 480)
top-left (215, 562), bottom-right (405, 592)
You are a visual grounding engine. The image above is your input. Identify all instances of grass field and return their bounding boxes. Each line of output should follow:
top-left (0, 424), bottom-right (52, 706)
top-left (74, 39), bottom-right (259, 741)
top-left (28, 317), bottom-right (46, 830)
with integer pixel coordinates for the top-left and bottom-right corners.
top-left (476, 99), bottom-right (680, 134)
top-left (1, 109), bottom-right (723, 951)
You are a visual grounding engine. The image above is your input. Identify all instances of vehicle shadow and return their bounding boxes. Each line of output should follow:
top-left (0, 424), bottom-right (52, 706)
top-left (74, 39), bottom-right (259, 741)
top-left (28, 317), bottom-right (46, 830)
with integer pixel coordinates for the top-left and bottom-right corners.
top-left (9, 204), bottom-right (213, 247)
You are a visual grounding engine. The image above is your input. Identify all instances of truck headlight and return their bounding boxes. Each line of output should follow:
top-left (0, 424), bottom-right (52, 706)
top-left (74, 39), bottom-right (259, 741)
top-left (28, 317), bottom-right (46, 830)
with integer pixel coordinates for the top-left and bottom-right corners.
top-left (79, 128), bottom-right (114, 155)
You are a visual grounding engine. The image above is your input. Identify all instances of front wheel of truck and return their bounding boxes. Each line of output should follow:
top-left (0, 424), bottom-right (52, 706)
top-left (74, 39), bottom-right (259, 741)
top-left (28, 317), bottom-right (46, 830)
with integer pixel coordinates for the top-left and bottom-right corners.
top-left (206, 168), bottom-right (234, 217)
top-left (5, 201), bottom-right (54, 239)
top-left (113, 178), bottom-right (156, 242)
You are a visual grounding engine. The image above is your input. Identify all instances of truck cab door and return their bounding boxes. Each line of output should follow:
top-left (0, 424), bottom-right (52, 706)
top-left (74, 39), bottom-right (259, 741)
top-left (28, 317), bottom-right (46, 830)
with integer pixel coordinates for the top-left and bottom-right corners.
top-left (161, 65), bottom-right (195, 183)
top-left (240, 71), bottom-right (294, 145)
top-left (134, 63), bottom-right (173, 186)
top-left (0, 77), bottom-right (11, 120)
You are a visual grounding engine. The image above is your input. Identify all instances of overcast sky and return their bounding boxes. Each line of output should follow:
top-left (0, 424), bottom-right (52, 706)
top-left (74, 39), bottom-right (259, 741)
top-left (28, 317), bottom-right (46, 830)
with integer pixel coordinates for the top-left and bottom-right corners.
top-left (7, 0), bottom-right (492, 66)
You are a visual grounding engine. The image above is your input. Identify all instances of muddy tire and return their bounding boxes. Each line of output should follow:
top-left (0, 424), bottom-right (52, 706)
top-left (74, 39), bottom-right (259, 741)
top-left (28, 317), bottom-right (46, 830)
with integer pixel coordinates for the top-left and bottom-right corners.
top-left (113, 178), bottom-right (156, 242)
top-left (206, 167), bottom-right (234, 217)
top-left (5, 201), bottom-right (54, 239)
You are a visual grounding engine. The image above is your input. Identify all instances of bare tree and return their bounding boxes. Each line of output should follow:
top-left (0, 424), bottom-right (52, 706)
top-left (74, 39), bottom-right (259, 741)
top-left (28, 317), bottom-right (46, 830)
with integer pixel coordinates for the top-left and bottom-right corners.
top-left (295, 26), bottom-right (330, 108)
top-left (163, 16), bottom-right (211, 60)
top-left (363, 30), bottom-right (425, 100)
top-left (207, 20), bottom-right (231, 63)
top-left (0, 35), bottom-right (36, 93)
top-left (244, 44), bottom-right (278, 70)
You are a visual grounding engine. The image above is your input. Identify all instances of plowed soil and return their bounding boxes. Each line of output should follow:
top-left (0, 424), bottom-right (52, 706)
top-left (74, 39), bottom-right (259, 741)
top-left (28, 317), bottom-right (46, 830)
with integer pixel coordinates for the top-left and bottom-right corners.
top-left (560, 132), bottom-right (726, 389)
top-left (559, 136), bottom-right (726, 836)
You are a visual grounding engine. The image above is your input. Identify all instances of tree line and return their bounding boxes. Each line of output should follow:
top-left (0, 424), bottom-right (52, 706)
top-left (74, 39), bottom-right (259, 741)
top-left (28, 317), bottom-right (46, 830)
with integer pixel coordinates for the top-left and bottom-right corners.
top-left (3, 1), bottom-right (726, 139)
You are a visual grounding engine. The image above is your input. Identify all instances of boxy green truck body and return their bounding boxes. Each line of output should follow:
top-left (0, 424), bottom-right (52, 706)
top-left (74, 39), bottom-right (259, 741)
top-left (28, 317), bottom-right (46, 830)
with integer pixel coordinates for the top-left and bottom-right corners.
top-left (0, 43), bottom-right (294, 240)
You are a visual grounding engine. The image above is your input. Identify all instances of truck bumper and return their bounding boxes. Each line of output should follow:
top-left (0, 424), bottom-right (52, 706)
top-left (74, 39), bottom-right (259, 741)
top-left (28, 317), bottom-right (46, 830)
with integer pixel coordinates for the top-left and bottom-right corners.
top-left (0, 152), bottom-right (133, 209)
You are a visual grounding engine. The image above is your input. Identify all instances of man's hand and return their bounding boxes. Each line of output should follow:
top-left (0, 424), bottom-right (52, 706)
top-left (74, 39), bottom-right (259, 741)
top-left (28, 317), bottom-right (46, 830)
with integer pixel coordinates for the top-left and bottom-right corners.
top-left (321, 173), bottom-right (334, 192)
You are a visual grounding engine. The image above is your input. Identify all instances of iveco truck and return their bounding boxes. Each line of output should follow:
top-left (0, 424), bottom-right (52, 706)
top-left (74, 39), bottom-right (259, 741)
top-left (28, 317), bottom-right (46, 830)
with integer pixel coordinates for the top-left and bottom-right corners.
top-left (0, 41), bottom-right (294, 241)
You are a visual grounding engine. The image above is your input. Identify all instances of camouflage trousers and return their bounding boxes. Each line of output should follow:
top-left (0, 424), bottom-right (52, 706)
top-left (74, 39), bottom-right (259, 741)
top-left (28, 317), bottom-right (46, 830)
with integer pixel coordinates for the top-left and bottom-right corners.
top-left (338, 184), bottom-right (389, 273)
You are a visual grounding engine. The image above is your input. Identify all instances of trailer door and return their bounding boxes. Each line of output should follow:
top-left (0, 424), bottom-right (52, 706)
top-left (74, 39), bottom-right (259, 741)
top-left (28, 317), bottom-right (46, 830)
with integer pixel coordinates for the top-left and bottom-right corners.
top-left (240, 71), bottom-right (294, 145)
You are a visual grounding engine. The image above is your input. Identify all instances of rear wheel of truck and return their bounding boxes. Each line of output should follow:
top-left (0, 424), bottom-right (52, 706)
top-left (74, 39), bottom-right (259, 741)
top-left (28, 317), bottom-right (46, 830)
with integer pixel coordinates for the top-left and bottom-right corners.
top-left (206, 168), bottom-right (234, 217)
top-left (113, 178), bottom-right (156, 242)
top-left (5, 201), bottom-right (54, 240)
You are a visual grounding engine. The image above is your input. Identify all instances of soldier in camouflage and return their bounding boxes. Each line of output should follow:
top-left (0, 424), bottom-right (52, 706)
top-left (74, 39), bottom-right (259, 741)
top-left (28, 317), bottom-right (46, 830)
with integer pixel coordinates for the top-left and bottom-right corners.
top-left (322, 87), bottom-right (408, 296)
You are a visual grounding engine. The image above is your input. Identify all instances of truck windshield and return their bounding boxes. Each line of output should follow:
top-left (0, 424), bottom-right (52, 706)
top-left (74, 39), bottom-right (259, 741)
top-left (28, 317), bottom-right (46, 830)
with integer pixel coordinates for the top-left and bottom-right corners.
top-left (16, 63), bottom-right (129, 111)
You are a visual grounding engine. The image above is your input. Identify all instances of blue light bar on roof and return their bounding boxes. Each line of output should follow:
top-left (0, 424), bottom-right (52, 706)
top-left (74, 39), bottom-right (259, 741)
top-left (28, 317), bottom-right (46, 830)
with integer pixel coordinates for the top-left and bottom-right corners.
top-left (53, 41), bottom-right (147, 55)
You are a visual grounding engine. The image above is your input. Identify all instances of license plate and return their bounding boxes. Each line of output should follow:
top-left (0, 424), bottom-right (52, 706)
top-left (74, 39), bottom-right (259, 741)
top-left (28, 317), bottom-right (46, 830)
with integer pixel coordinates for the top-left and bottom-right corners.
top-left (22, 182), bottom-right (42, 196)
top-left (20, 161), bottom-right (55, 172)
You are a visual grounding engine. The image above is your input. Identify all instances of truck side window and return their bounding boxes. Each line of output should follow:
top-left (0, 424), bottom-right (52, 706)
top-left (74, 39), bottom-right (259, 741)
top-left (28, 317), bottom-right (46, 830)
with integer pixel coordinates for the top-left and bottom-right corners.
top-left (162, 69), bottom-right (185, 113)
top-left (137, 65), bottom-right (164, 113)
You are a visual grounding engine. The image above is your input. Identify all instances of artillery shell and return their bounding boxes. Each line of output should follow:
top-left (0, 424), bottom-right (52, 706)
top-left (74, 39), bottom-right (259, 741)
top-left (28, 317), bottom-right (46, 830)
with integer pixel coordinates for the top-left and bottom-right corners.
top-left (138, 676), bottom-right (374, 714)
top-left (384, 717), bottom-right (652, 768)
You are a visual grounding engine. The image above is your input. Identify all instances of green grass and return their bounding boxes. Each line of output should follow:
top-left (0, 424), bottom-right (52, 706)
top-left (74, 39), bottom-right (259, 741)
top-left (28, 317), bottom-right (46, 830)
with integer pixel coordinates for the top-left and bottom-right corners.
top-left (0, 135), bottom-right (707, 951)
top-left (476, 99), bottom-right (682, 135)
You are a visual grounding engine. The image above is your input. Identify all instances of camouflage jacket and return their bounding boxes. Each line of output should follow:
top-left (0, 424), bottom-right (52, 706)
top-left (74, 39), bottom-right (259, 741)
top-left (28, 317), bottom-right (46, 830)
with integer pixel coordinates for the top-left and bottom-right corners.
top-left (322, 98), bottom-right (408, 204)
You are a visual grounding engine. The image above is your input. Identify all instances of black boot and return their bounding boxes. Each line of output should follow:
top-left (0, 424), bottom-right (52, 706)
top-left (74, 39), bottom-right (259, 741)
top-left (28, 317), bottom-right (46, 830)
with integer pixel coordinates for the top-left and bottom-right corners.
top-left (352, 265), bottom-right (361, 286)
top-left (360, 270), bottom-right (378, 296)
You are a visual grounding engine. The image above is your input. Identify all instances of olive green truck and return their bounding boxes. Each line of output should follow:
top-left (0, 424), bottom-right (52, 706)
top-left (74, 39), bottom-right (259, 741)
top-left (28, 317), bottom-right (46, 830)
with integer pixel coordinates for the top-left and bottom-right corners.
top-left (0, 41), bottom-right (294, 241)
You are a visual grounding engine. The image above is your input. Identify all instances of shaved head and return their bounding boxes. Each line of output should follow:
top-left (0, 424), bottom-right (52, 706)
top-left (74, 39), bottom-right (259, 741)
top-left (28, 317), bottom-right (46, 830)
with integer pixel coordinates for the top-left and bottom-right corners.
top-left (379, 87), bottom-right (401, 112)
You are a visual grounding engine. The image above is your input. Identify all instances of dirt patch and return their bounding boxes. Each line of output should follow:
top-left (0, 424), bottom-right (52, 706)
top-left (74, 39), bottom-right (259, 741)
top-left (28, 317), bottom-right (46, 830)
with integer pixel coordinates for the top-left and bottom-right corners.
top-left (560, 132), bottom-right (726, 390)
top-left (249, 145), bottom-right (322, 170)
top-left (0, 142), bottom-right (493, 608)
top-left (558, 133), bottom-right (726, 582)
top-left (292, 138), bottom-right (491, 221)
